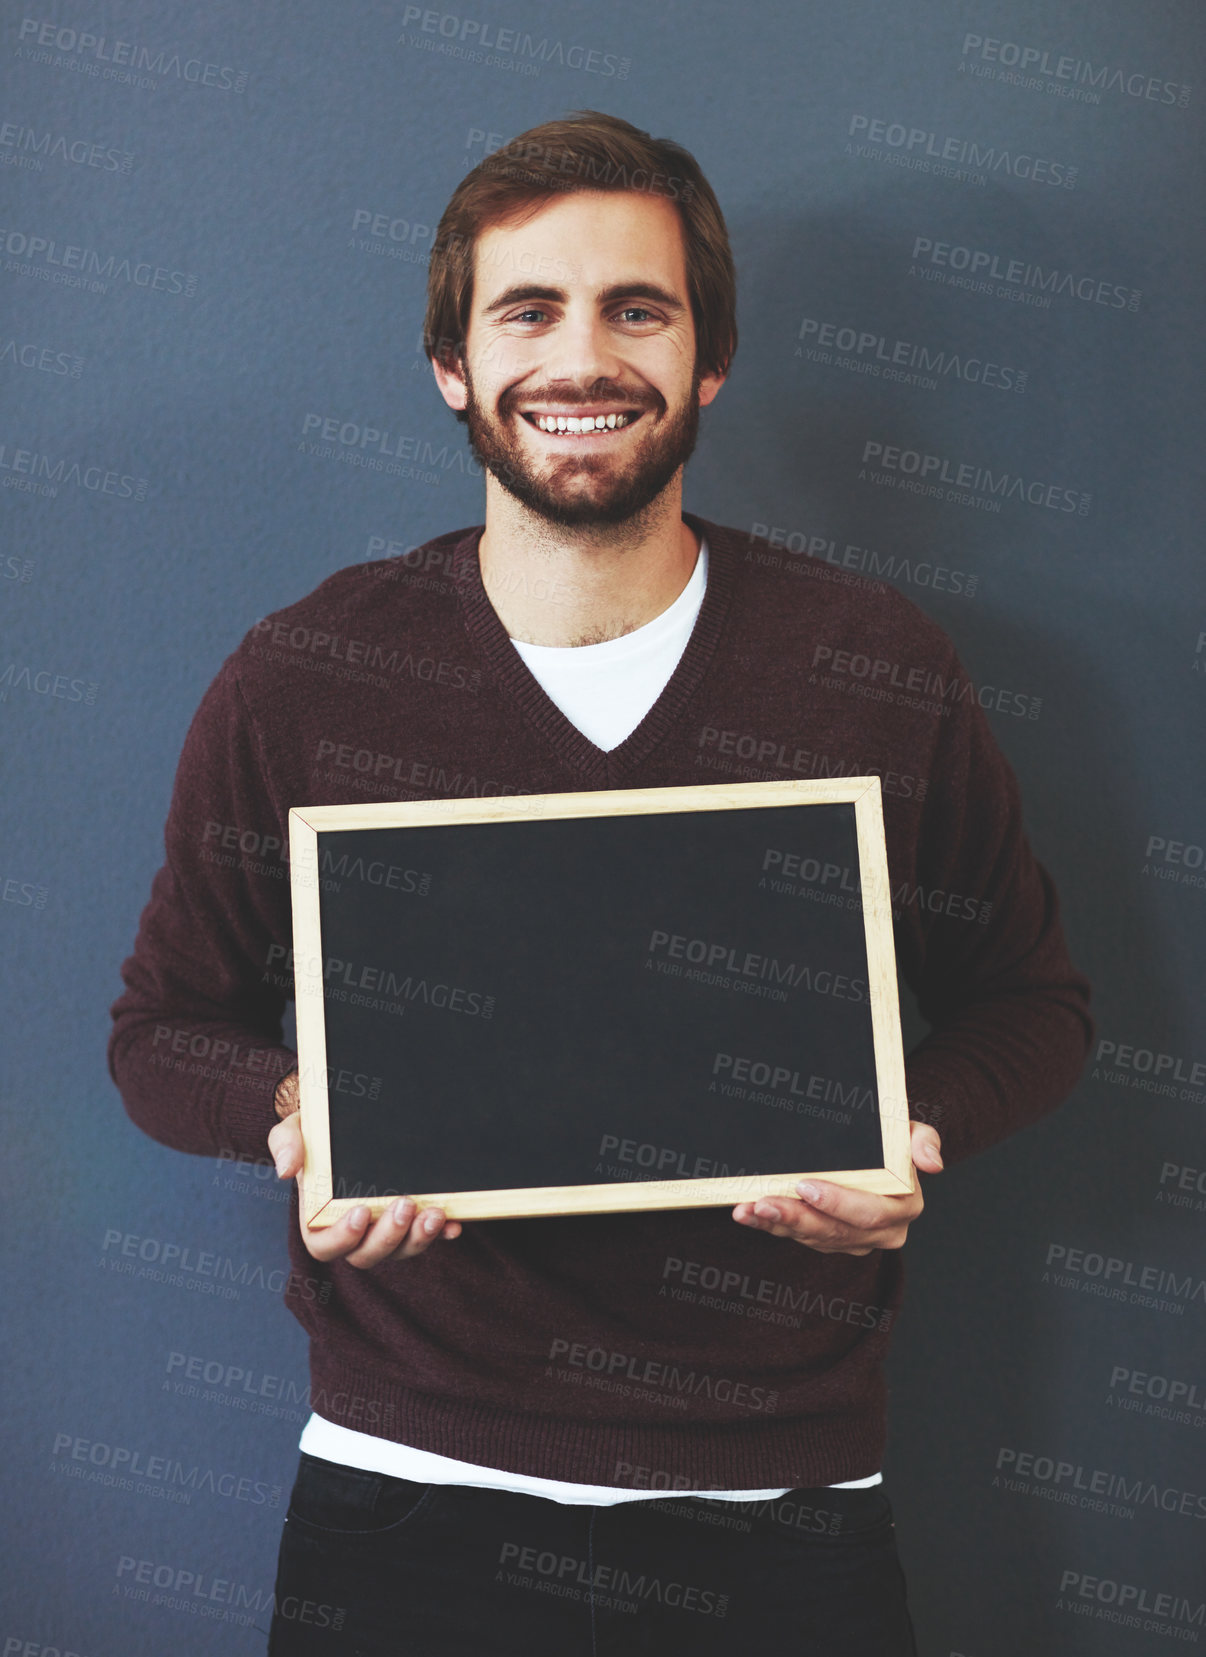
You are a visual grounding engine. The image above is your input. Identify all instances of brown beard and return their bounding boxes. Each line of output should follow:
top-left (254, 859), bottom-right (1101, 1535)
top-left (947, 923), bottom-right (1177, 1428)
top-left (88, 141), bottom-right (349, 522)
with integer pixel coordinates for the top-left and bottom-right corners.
top-left (461, 366), bottom-right (703, 527)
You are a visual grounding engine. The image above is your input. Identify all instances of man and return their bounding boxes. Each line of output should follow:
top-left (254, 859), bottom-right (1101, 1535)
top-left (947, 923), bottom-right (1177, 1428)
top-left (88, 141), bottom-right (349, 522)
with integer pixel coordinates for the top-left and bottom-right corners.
top-left (110, 111), bottom-right (1092, 1654)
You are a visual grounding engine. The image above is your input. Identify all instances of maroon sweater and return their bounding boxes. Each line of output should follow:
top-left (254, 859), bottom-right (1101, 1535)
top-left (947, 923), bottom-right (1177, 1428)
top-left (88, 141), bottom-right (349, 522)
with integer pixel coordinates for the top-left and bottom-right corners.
top-left (108, 512), bottom-right (1092, 1490)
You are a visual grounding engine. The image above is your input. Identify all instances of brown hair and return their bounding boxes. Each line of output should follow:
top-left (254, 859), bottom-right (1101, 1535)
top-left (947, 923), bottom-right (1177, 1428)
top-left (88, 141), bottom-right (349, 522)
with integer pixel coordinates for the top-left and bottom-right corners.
top-left (423, 110), bottom-right (737, 382)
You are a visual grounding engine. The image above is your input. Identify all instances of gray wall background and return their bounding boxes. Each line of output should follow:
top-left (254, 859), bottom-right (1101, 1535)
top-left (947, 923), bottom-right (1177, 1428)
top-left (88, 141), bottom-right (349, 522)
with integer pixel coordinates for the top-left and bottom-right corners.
top-left (1, 1), bottom-right (1202, 1651)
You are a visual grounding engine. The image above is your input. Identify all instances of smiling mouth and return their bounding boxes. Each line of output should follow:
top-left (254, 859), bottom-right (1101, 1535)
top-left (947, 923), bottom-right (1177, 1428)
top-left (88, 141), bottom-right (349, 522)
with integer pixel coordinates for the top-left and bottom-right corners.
top-left (520, 409), bottom-right (645, 436)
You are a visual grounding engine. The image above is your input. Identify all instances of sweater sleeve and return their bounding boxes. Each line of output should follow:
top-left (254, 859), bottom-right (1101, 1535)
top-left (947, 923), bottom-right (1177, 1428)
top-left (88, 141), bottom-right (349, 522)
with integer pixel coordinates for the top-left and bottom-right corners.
top-left (895, 646), bottom-right (1093, 1166)
top-left (108, 652), bottom-right (298, 1162)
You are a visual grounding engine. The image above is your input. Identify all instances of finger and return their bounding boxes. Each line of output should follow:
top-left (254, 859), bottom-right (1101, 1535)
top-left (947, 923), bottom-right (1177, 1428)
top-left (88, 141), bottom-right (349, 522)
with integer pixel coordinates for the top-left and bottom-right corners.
top-left (344, 1203), bottom-right (458, 1269)
top-left (732, 1196), bottom-right (853, 1241)
top-left (302, 1202), bottom-right (375, 1262)
top-left (910, 1121), bottom-right (943, 1171)
top-left (268, 1115), bottom-right (304, 1179)
top-left (733, 1197), bottom-right (902, 1253)
top-left (789, 1179), bottom-right (922, 1231)
top-left (303, 1201), bottom-right (425, 1264)
top-left (732, 1199), bottom-right (880, 1253)
top-left (300, 1199), bottom-right (462, 1265)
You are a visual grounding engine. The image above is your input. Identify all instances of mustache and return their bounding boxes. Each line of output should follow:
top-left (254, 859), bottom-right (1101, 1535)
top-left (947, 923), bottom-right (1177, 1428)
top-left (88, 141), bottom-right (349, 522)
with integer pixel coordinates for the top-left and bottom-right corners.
top-left (498, 385), bottom-right (663, 415)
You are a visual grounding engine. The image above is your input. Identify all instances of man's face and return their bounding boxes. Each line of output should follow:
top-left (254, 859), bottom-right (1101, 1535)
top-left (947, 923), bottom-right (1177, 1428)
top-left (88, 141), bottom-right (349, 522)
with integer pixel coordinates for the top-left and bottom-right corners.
top-left (434, 190), bottom-right (725, 527)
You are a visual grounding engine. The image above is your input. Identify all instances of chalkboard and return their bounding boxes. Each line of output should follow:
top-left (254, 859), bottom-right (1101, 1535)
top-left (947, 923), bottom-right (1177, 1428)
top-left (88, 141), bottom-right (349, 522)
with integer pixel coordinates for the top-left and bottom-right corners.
top-left (287, 779), bottom-right (913, 1225)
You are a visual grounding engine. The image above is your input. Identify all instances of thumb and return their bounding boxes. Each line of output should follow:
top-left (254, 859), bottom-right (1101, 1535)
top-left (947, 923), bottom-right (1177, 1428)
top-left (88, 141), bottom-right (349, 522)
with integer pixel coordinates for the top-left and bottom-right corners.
top-left (268, 1114), bottom-right (304, 1179)
top-left (910, 1120), bottom-right (943, 1172)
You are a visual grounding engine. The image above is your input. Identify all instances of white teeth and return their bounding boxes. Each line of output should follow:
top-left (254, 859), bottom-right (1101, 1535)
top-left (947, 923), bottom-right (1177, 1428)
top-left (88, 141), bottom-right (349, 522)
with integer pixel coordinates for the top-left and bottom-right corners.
top-left (531, 411), bottom-right (636, 433)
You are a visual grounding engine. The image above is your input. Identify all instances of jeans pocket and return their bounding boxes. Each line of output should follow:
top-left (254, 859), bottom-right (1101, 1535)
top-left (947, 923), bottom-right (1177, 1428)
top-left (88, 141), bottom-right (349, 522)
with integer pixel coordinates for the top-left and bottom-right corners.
top-left (285, 1451), bottom-right (437, 1537)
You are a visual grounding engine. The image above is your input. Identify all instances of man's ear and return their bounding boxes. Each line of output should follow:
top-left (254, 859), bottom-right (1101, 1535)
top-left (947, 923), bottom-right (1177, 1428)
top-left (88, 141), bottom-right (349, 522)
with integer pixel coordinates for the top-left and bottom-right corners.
top-left (697, 368), bottom-right (726, 409)
top-left (432, 345), bottom-right (468, 412)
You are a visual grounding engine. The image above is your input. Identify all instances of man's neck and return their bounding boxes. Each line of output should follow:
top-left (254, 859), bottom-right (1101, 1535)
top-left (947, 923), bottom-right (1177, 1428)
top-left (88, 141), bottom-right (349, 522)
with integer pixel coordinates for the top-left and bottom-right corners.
top-left (477, 479), bottom-right (700, 647)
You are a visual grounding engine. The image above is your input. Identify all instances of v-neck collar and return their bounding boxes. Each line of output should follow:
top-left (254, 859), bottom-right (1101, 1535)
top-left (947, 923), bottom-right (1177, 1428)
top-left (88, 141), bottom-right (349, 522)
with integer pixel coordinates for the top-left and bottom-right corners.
top-left (452, 510), bottom-right (736, 786)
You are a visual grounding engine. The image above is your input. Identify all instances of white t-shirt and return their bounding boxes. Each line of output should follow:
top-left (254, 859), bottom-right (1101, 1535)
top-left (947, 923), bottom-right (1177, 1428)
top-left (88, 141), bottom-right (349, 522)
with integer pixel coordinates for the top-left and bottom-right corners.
top-left (299, 532), bottom-right (882, 1502)
top-left (507, 535), bottom-right (710, 750)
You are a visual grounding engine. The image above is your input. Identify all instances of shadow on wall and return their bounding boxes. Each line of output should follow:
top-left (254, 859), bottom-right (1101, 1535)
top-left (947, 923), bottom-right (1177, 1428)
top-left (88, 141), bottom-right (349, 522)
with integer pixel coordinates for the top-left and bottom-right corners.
top-left (709, 176), bottom-right (1191, 1648)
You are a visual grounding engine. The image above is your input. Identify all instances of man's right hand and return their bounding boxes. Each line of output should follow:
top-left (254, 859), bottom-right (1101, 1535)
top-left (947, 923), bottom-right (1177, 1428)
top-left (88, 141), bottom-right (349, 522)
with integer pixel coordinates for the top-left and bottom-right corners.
top-left (267, 1068), bottom-right (462, 1268)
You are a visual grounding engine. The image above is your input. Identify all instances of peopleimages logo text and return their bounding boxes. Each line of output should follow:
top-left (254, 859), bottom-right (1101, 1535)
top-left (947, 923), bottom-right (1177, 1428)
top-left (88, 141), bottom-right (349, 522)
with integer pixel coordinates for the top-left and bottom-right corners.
top-left (960, 34), bottom-right (1190, 107)
top-left (860, 440), bottom-right (1090, 515)
top-left (15, 17), bottom-right (250, 91)
top-left (848, 114), bottom-right (1077, 187)
top-left (0, 226), bottom-right (197, 294)
top-left (996, 1447), bottom-right (1206, 1520)
top-left (797, 314), bottom-right (1026, 393)
top-left (911, 237), bottom-right (1141, 311)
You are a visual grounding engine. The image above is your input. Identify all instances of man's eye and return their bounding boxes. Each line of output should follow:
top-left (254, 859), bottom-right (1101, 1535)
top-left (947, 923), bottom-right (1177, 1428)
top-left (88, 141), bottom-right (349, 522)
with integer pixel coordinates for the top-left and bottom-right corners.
top-left (504, 305), bottom-right (657, 325)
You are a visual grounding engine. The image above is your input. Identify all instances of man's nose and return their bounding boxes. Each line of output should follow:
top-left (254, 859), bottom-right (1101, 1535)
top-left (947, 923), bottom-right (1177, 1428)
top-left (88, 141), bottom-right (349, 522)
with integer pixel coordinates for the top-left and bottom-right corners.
top-left (540, 310), bottom-right (626, 388)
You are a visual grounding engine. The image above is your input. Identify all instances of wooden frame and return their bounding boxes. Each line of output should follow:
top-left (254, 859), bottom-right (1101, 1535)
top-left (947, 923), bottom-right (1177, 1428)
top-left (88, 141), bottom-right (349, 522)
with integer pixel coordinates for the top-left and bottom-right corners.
top-left (288, 777), bottom-right (913, 1227)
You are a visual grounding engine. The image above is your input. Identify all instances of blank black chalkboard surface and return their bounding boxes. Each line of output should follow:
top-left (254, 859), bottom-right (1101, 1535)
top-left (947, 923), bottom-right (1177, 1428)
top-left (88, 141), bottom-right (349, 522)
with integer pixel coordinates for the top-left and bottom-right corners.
top-left (287, 778), bottom-right (913, 1226)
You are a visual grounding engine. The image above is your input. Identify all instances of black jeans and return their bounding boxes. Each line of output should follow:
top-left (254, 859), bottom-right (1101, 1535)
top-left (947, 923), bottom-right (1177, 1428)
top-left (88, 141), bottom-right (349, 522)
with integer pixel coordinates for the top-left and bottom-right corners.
top-left (267, 1451), bottom-right (919, 1655)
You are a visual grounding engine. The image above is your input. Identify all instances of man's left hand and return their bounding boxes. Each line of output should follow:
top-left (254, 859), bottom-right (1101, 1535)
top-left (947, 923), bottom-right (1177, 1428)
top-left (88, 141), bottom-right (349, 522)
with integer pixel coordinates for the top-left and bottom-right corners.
top-left (731, 1121), bottom-right (943, 1255)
